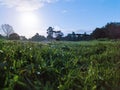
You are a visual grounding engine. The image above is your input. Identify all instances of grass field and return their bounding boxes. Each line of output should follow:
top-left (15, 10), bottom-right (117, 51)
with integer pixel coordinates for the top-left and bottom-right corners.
top-left (0, 40), bottom-right (120, 90)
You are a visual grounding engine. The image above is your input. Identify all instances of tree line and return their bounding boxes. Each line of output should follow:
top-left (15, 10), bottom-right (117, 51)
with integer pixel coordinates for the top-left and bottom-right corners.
top-left (0, 22), bottom-right (120, 41)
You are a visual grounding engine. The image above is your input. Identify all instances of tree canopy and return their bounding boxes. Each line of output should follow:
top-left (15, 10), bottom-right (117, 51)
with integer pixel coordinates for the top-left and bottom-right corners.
top-left (91, 22), bottom-right (120, 39)
top-left (9, 33), bottom-right (20, 40)
top-left (29, 33), bottom-right (46, 41)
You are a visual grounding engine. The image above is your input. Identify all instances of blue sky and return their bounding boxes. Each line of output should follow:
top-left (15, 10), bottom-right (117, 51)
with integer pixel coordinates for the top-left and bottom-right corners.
top-left (0, 0), bottom-right (120, 38)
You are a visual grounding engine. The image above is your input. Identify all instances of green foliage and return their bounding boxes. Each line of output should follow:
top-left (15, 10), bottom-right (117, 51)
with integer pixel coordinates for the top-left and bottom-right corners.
top-left (0, 40), bottom-right (120, 90)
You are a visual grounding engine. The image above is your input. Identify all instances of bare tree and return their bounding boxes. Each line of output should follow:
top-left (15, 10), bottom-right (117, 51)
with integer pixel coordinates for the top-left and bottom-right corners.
top-left (1, 24), bottom-right (14, 38)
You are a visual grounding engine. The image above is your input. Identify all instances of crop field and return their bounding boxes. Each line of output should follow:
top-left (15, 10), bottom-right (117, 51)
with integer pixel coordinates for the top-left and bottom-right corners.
top-left (0, 40), bottom-right (120, 90)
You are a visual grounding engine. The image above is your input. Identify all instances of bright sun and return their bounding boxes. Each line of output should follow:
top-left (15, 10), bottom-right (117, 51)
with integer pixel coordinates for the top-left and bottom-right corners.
top-left (19, 12), bottom-right (39, 28)
top-left (18, 11), bottom-right (42, 38)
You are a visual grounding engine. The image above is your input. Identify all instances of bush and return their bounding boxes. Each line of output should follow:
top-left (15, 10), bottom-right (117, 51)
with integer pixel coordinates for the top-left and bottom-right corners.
top-left (9, 33), bottom-right (20, 40)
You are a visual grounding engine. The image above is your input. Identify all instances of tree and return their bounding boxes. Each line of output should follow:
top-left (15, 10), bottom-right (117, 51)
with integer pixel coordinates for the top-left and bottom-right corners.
top-left (54, 31), bottom-right (64, 40)
top-left (30, 33), bottom-right (46, 41)
top-left (91, 22), bottom-right (120, 39)
top-left (20, 36), bottom-right (27, 40)
top-left (1, 24), bottom-right (14, 38)
top-left (91, 28), bottom-right (107, 39)
top-left (9, 33), bottom-right (20, 40)
top-left (47, 27), bottom-right (54, 40)
top-left (105, 22), bottom-right (120, 39)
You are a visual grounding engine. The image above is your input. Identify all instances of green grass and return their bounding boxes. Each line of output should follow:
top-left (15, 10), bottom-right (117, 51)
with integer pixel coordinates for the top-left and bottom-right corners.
top-left (0, 40), bottom-right (120, 90)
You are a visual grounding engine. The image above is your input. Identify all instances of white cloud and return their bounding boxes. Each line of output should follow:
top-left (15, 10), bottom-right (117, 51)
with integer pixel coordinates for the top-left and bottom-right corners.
top-left (0, 0), bottom-right (58, 11)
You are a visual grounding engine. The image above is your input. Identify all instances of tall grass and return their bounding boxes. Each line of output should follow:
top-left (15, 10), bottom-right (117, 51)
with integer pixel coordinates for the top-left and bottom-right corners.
top-left (0, 40), bottom-right (120, 90)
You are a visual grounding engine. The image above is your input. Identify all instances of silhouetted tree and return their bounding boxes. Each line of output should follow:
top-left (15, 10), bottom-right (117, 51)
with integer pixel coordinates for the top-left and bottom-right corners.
top-left (105, 22), bottom-right (120, 39)
top-left (47, 27), bottom-right (54, 40)
top-left (91, 22), bottom-right (120, 39)
top-left (80, 32), bottom-right (91, 40)
top-left (64, 32), bottom-right (76, 41)
top-left (55, 31), bottom-right (64, 40)
top-left (1, 24), bottom-right (14, 38)
top-left (20, 36), bottom-right (27, 41)
top-left (9, 33), bottom-right (20, 40)
top-left (64, 32), bottom-right (91, 41)
top-left (63, 34), bottom-right (71, 41)
top-left (68, 32), bottom-right (77, 41)
top-left (30, 33), bottom-right (46, 41)
top-left (91, 28), bottom-right (107, 39)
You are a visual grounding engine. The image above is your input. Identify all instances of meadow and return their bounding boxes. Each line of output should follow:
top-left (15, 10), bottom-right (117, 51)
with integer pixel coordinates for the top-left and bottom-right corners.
top-left (0, 40), bottom-right (120, 90)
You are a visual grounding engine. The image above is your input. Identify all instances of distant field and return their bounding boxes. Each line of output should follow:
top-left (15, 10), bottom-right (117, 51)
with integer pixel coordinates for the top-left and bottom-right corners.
top-left (0, 40), bottom-right (120, 90)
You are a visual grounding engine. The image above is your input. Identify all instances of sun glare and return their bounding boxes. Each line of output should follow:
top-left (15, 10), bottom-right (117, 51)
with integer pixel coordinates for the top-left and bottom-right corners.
top-left (19, 12), bottom-right (39, 28)
top-left (18, 11), bottom-right (41, 37)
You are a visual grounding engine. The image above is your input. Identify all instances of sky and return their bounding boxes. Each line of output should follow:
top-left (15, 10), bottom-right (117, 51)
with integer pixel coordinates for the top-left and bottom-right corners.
top-left (0, 0), bottom-right (120, 38)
